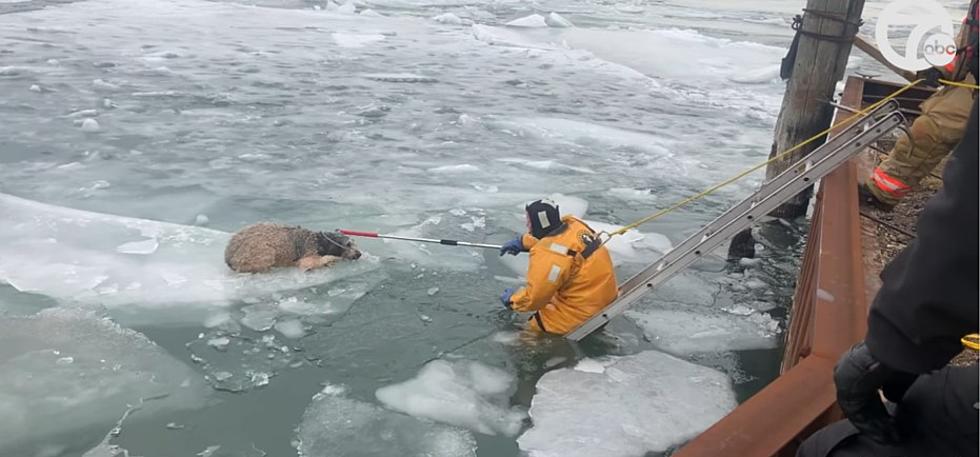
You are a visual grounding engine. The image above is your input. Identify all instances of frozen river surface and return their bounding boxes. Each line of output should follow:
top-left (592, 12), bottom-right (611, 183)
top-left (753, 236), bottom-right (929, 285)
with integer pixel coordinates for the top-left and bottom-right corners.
top-left (0, 0), bottom-right (916, 455)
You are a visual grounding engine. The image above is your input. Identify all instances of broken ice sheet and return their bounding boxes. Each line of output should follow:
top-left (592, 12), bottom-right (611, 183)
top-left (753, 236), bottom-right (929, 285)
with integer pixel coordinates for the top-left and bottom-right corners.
top-left (0, 309), bottom-right (208, 454)
top-left (187, 330), bottom-right (299, 392)
top-left (296, 385), bottom-right (477, 457)
top-left (518, 350), bottom-right (737, 457)
top-left (274, 319), bottom-right (306, 339)
top-left (375, 359), bottom-right (526, 436)
top-left (241, 303), bottom-right (278, 332)
top-left (116, 238), bottom-right (159, 255)
top-left (0, 193), bottom-right (383, 321)
top-left (626, 308), bottom-right (781, 356)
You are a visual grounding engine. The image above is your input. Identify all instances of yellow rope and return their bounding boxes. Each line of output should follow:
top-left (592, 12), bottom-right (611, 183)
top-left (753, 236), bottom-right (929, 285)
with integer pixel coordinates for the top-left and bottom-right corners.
top-left (605, 79), bottom-right (927, 239)
top-left (962, 333), bottom-right (980, 351)
top-left (939, 79), bottom-right (980, 90)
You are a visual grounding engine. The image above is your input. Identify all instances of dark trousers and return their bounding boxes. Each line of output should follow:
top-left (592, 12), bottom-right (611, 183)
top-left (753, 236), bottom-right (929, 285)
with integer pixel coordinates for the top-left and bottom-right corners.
top-left (797, 365), bottom-right (978, 457)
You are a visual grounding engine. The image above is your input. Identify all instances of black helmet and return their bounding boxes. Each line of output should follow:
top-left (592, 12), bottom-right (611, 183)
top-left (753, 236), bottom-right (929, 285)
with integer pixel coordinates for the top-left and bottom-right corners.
top-left (526, 199), bottom-right (562, 239)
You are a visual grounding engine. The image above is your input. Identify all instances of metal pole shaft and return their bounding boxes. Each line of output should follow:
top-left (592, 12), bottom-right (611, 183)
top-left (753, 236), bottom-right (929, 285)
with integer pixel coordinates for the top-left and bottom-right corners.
top-left (339, 229), bottom-right (503, 250)
top-left (377, 234), bottom-right (503, 250)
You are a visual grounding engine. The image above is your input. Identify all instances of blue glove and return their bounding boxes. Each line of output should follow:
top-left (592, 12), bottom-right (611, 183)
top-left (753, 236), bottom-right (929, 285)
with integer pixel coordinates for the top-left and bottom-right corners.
top-left (499, 237), bottom-right (525, 256)
top-left (500, 288), bottom-right (516, 308)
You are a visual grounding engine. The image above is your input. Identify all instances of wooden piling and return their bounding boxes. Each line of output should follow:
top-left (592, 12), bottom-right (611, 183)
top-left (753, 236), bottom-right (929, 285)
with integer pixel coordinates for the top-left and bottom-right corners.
top-left (767, 0), bottom-right (866, 218)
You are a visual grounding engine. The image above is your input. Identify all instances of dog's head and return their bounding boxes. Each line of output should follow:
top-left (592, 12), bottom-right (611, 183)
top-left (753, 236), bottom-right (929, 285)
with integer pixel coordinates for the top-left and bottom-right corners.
top-left (315, 231), bottom-right (362, 260)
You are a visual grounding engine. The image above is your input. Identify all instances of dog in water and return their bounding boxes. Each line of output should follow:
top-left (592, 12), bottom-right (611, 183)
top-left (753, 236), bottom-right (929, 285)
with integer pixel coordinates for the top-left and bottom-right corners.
top-left (224, 223), bottom-right (362, 273)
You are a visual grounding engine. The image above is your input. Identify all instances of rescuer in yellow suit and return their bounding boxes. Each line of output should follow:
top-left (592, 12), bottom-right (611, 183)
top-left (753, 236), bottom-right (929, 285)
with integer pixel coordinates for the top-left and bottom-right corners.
top-left (499, 199), bottom-right (619, 335)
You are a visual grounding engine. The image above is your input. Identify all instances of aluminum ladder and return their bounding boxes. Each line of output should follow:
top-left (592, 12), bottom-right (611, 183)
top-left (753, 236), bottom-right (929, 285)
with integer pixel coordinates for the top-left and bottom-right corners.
top-left (565, 100), bottom-right (906, 341)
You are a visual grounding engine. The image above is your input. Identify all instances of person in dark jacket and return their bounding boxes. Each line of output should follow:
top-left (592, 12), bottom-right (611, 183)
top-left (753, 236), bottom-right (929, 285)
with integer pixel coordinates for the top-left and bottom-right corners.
top-left (797, 99), bottom-right (979, 456)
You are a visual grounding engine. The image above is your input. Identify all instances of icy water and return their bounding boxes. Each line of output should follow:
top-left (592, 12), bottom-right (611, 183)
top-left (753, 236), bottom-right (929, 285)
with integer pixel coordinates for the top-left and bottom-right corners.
top-left (0, 0), bottom-right (962, 456)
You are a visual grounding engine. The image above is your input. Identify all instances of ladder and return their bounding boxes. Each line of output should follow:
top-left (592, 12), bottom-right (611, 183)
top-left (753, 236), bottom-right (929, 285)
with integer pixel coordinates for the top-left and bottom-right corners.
top-left (565, 101), bottom-right (906, 341)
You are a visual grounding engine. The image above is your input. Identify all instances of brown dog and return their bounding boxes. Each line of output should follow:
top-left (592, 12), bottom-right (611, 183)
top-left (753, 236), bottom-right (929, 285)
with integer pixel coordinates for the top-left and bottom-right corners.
top-left (224, 223), bottom-right (362, 273)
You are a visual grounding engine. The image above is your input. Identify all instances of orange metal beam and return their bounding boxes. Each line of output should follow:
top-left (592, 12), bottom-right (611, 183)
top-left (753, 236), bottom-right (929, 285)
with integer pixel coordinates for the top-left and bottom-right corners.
top-left (675, 76), bottom-right (870, 457)
top-left (675, 356), bottom-right (837, 456)
top-left (811, 77), bottom-right (870, 360)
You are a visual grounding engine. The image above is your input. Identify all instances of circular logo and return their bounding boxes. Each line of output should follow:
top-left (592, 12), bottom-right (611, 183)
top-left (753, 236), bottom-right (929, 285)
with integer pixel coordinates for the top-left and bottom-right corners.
top-left (875, 0), bottom-right (956, 71)
top-left (923, 32), bottom-right (957, 67)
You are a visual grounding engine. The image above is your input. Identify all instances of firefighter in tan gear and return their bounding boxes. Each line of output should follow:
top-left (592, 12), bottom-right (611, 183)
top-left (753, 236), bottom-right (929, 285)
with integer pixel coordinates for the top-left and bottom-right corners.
top-left (498, 199), bottom-right (618, 335)
top-left (859, 0), bottom-right (978, 211)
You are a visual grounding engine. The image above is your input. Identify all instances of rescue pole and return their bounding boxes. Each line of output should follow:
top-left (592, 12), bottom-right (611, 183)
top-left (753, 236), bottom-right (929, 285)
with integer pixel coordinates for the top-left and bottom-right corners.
top-left (339, 229), bottom-right (503, 251)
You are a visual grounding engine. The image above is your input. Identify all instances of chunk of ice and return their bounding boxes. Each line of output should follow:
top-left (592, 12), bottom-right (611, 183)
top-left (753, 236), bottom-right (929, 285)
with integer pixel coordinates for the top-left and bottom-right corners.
top-left (429, 164), bottom-right (480, 173)
top-left (518, 351), bottom-right (736, 457)
top-left (80, 118), bottom-right (101, 132)
top-left (115, 238), bottom-right (159, 255)
top-left (375, 359), bottom-right (526, 436)
top-left (573, 358), bottom-right (606, 373)
top-left (296, 386), bottom-right (476, 457)
top-left (196, 445), bottom-right (221, 457)
top-left (544, 357), bottom-right (567, 368)
top-left (491, 331), bottom-right (520, 345)
top-left (432, 13), bottom-right (464, 25)
top-left (545, 12), bottom-right (574, 28)
top-left (241, 304), bottom-right (277, 332)
top-left (506, 14), bottom-right (547, 28)
top-left (626, 308), bottom-right (780, 355)
top-left (207, 337), bottom-right (230, 351)
top-left (721, 305), bottom-right (755, 316)
top-left (274, 319), bottom-right (305, 339)
top-left (471, 25), bottom-right (559, 50)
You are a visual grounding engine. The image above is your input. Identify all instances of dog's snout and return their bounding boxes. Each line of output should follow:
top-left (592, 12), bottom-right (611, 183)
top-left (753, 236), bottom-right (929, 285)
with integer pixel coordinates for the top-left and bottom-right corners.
top-left (348, 249), bottom-right (362, 260)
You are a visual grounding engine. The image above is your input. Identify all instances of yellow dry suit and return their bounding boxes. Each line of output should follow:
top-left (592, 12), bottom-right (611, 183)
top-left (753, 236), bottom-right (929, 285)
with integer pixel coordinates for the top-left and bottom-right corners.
top-left (510, 216), bottom-right (619, 335)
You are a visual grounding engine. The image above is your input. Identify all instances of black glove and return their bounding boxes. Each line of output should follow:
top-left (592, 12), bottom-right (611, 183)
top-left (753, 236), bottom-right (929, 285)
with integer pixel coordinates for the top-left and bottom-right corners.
top-left (916, 67), bottom-right (944, 88)
top-left (834, 341), bottom-right (917, 444)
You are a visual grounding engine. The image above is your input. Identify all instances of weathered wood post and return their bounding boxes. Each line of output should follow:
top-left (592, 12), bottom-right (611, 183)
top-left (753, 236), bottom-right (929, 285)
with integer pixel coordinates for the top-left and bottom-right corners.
top-left (728, 0), bottom-right (866, 260)
top-left (769, 0), bottom-right (867, 217)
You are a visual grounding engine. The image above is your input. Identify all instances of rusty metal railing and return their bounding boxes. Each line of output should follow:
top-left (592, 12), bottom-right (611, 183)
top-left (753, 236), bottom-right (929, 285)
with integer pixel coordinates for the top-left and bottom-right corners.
top-left (675, 76), bottom-right (877, 457)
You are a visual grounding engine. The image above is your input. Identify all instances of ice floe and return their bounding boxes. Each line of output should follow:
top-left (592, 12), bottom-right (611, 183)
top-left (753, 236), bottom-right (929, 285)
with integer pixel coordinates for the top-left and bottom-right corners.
top-left (0, 309), bottom-right (207, 454)
top-left (0, 193), bottom-right (382, 320)
top-left (376, 359), bottom-right (526, 436)
top-left (626, 308), bottom-right (781, 355)
top-left (518, 350), bottom-right (736, 457)
top-left (296, 385), bottom-right (477, 457)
